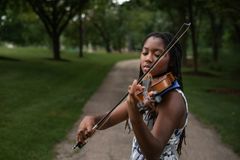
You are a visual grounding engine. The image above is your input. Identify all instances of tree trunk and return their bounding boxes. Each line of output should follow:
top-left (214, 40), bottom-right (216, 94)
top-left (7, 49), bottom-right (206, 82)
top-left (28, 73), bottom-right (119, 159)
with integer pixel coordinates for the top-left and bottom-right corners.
top-left (180, 10), bottom-right (189, 66)
top-left (52, 31), bottom-right (61, 60)
top-left (209, 12), bottom-right (223, 62)
top-left (79, 11), bottom-right (83, 58)
top-left (231, 17), bottom-right (240, 44)
top-left (188, 0), bottom-right (198, 72)
top-left (93, 22), bottom-right (112, 53)
top-left (181, 35), bottom-right (188, 66)
top-left (105, 40), bottom-right (111, 53)
top-left (169, 7), bottom-right (188, 66)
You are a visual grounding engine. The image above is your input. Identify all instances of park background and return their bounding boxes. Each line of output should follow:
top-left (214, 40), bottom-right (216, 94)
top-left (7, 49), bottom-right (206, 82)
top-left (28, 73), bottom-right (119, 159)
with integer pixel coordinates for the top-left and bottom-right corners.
top-left (0, 0), bottom-right (239, 159)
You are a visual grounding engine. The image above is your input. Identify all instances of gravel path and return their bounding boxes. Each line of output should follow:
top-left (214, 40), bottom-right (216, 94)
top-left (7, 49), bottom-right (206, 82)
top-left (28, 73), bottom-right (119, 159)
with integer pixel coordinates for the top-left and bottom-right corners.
top-left (54, 59), bottom-right (239, 160)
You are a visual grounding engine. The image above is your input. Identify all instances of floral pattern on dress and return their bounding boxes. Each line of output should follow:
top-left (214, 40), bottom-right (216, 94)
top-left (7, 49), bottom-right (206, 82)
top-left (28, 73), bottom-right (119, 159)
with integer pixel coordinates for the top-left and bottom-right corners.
top-left (130, 89), bottom-right (188, 160)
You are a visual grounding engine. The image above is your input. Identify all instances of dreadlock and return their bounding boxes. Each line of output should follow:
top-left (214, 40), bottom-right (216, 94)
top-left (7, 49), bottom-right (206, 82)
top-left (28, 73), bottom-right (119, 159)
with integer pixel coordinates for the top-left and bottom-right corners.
top-left (139, 32), bottom-right (186, 155)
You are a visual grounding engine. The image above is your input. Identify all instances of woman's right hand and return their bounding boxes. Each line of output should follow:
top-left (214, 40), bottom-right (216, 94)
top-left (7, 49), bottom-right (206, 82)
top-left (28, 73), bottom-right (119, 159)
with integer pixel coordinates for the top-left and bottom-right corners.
top-left (76, 115), bottom-right (96, 143)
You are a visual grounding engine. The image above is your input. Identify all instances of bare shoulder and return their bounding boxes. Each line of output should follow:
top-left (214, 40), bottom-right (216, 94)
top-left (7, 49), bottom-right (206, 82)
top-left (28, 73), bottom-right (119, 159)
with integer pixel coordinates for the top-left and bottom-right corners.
top-left (156, 90), bottom-right (186, 128)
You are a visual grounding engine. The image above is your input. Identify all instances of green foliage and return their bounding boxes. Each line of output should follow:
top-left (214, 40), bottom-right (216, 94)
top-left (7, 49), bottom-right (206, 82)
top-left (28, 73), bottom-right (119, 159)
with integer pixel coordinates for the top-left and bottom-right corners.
top-left (0, 0), bottom-right (48, 45)
top-left (84, 0), bottom-right (125, 52)
top-left (0, 46), bottom-right (137, 160)
top-left (0, 15), bottom-right (48, 46)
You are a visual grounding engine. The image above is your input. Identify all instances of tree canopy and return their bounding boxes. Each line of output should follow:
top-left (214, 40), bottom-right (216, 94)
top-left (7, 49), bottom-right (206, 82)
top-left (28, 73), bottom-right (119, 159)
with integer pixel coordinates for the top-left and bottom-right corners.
top-left (0, 0), bottom-right (239, 67)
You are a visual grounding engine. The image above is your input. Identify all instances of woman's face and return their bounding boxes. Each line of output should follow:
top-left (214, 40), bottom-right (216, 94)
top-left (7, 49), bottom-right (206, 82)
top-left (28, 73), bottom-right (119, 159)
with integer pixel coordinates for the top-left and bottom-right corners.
top-left (140, 36), bottom-right (170, 77)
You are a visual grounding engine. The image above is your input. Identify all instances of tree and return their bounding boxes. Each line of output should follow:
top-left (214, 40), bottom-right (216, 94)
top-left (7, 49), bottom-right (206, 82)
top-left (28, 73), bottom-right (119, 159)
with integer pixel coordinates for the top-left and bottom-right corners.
top-left (83, 0), bottom-right (132, 53)
top-left (198, 0), bottom-right (239, 62)
top-left (0, 0), bottom-right (8, 26)
top-left (207, 11), bottom-right (223, 62)
top-left (87, 1), bottom-right (115, 53)
top-left (78, 10), bottom-right (84, 57)
top-left (133, 0), bottom-right (190, 65)
top-left (27, 0), bottom-right (88, 60)
top-left (188, 0), bottom-right (199, 72)
top-left (207, 0), bottom-right (240, 44)
top-left (0, 0), bottom-right (48, 45)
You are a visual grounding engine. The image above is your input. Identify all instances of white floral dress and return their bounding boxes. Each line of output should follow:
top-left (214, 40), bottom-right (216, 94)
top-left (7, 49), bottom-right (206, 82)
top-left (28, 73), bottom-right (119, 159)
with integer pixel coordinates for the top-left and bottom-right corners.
top-left (130, 86), bottom-right (188, 160)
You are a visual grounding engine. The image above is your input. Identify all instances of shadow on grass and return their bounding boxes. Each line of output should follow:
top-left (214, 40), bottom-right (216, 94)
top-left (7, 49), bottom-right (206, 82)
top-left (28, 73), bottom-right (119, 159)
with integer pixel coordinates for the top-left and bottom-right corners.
top-left (44, 58), bottom-right (71, 62)
top-left (184, 71), bottom-right (240, 96)
top-left (0, 56), bottom-right (20, 61)
top-left (206, 88), bottom-right (240, 96)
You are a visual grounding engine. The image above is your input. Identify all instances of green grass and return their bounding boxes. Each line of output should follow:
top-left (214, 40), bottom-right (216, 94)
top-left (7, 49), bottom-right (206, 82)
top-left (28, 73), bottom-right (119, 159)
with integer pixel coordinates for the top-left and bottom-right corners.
top-left (183, 47), bottom-right (240, 155)
top-left (183, 75), bottom-right (240, 154)
top-left (0, 46), bottom-right (240, 158)
top-left (0, 47), bottom-right (138, 160)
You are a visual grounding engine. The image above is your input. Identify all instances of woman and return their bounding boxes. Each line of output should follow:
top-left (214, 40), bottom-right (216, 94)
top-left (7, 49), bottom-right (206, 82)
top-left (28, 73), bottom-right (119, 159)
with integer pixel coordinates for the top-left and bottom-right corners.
top-left (77, 32), bottom-right (188, 160)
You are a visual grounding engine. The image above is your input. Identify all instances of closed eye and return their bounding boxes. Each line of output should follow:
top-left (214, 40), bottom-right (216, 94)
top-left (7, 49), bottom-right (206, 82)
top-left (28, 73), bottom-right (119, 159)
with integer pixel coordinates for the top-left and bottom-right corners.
top-left (154, 49), bottom-right (164, 57)
top-left (141, 47), bottom-right (149, 56)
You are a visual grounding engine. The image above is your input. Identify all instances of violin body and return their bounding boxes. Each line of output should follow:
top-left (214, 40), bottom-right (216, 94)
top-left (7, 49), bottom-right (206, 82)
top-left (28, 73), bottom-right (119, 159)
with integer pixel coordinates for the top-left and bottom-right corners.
top-left (137, 72), bottom-right (176, 101)
top-left (135, 72), bottom-right (179, 114)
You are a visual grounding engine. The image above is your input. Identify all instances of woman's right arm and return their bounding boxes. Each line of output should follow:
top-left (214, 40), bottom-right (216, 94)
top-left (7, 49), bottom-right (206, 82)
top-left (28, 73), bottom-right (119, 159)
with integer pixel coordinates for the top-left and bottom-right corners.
top-left (77, 101), bottom-right (129, 143)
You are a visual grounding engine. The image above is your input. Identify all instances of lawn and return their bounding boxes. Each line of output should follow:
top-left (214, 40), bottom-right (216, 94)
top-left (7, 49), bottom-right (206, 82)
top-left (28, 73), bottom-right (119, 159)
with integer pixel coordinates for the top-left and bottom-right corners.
top-left (183, 47), bottom-right (240, 155)
top-left (0, 47), bottom-right (138, 160)
top-left (183, 74), bottom-right (240, 155)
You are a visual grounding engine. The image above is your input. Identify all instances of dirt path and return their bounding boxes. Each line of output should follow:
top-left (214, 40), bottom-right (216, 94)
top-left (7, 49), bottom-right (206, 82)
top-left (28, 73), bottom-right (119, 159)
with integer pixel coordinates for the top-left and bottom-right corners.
top-left (54, 59), bottom-right (239, 160)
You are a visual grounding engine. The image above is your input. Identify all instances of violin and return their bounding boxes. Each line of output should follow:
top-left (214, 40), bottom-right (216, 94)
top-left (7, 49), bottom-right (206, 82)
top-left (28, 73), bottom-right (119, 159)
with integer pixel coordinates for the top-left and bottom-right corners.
top-left (137, 72), bottom-right (176, 101)
top-left (136, 72), bottom-right (178, 113)
top-left (73, 23), bottom-right (191, 150)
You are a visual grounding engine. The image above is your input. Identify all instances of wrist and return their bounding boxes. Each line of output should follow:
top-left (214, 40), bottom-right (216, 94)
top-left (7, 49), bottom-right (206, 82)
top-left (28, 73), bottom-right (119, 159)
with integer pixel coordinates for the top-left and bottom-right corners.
top-left (127, 104), bottom-right (143, 123)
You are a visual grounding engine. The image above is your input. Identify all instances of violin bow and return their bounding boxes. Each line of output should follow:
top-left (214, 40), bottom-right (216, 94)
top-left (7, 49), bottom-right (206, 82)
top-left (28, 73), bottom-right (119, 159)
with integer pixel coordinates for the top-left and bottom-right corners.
top-left (73, 22), bottom-right (191, 150)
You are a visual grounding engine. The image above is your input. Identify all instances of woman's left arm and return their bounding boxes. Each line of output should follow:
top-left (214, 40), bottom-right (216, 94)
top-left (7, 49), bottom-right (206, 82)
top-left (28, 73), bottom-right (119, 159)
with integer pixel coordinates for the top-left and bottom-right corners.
top-left (127, 80), bottom-right (186, 160)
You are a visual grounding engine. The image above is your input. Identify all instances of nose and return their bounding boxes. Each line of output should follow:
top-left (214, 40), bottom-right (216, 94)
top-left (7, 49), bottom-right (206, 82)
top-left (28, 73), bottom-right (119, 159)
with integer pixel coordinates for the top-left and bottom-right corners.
top-left (145, 52), bottom-right (153, 63)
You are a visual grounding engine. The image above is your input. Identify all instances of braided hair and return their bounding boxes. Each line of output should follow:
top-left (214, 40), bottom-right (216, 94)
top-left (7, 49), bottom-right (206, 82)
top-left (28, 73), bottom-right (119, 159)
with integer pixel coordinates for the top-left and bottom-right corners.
top-left (139, 32), bottom-right (186, 155)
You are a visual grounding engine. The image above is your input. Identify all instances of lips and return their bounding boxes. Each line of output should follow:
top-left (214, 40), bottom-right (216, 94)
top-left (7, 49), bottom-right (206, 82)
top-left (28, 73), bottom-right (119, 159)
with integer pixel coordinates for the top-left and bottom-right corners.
top-left (143, 64), bottom-right (151, 72)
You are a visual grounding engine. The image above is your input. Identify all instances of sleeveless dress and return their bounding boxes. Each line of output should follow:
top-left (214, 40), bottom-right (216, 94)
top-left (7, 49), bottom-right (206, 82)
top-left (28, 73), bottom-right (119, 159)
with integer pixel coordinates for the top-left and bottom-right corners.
top-left (130, 88), bottom-right (188, 160)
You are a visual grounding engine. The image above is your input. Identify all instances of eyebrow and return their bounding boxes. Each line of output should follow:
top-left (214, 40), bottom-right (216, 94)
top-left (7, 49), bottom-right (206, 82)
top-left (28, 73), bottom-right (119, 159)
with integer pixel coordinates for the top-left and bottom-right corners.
top-left (143, 47), bottom-right (164, 52)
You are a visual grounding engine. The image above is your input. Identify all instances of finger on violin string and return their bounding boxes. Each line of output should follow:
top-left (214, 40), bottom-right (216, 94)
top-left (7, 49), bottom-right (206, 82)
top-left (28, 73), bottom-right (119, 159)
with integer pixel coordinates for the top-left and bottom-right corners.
top-left (143, 97), bottom-right (151, 105)
top-left (148, 91), bottom-right (155, 97)
top-left (136, 84), bottom-right (144, 90)
top-left (128, 80), bottom-right (144, 92)
top-left (148, 91), bottom-right (159, 98)
top-left (143, 95), bottom-right (156, 108)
